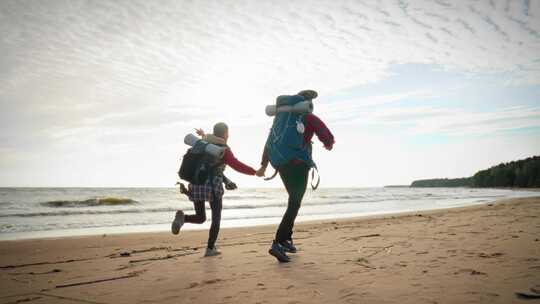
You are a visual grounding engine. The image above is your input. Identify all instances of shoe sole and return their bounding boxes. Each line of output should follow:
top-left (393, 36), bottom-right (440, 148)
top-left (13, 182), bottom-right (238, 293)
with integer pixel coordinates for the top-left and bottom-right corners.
top-left (280, 245), bottom-right (297, 253)
top-left (268, 248), bottom-right (290, 263)
top-left (171, 211), bottom-right (184, 235)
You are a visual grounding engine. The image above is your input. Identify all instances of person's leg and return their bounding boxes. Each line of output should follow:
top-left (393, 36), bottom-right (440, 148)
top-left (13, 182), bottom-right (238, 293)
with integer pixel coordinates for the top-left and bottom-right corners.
top-left (275, 162), bottom-right (309, 243)
top-left (207, 196), bottom-right (223, 249)
top-left (184, 200), bottom-right (206, 224)
top-left (286, 166), bottom-right (309, 241)
top-left (172, 200), bottom-right (205, 234)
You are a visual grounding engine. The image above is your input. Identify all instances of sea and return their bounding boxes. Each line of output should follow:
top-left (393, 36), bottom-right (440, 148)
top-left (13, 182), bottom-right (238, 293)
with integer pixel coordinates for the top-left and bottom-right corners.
top-left (0, 187), bottom-right (537, 241)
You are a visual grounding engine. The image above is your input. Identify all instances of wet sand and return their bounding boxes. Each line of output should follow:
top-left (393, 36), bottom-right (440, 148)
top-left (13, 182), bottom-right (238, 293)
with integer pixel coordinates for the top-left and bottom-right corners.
top-left (1, 197), bottom-right (539, 304)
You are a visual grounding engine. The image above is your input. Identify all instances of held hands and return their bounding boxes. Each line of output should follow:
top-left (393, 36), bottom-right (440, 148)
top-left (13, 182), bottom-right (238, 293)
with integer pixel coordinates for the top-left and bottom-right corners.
top-left (255, 166), bottom-right (267, 177)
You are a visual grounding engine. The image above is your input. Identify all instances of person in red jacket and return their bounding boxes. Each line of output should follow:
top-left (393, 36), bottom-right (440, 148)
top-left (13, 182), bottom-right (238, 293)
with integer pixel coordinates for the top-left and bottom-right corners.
top-left (171, 122), bottom-right (257, 257)
top-left (257, 90), bottom-right (335, 262)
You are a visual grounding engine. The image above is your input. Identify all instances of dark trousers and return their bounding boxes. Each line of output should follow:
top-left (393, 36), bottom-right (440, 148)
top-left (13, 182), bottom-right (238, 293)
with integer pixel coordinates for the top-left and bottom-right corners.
top-left (275, 162), bottom-right (310, 243)
top-left (184, 197), bottom-right (222, 249)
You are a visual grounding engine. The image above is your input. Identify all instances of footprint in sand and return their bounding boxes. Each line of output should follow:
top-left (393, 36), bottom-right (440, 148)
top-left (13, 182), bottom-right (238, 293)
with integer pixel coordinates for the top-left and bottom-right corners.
top-left (454, 269), bottom-right (487, 276)
top-left (340, 291), bottom-right (361, 304)
top-left (187, 278), bottom-right (223, 289)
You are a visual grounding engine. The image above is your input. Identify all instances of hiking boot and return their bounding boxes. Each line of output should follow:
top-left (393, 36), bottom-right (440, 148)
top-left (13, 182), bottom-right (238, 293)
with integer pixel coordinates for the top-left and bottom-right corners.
top-left (171, 210), bottom-right (184, 235)
top-left (279, 239), bottom-right (297, 253)
top-left (268, 240), bottom-right (290, 263)
top-left (204, 247), bottom-right (222, 257)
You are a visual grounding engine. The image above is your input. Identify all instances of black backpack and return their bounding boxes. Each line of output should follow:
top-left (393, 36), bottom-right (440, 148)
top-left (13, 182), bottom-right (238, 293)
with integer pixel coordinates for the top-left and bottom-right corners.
top-left (178, 147), bottom-right (210, 185)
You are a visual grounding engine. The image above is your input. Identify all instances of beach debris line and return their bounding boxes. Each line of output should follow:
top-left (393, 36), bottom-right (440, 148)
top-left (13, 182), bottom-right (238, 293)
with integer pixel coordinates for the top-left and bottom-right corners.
top-left (128, 251), bottom-right (198, 264)
top-left (35, 292), bottom-right (106, 304)
top-left (453, 268), bottom-right (487, 276)
top-left (8, 268), bottom-right (62, 276)
top-left (478, 252), bottom-right (504, 258)
top-left (107, 246), bottom-right (191, 258)
top-left (4, 295), bottom-right (43, 303)
top-left (0, 258), bottom-right (94, 269)
top-left (187, 278), bottom-right (223, 289)
top-left (346, 233), bottom-right (381, 241)
top-left (55, 270), bottom-right (145, 289)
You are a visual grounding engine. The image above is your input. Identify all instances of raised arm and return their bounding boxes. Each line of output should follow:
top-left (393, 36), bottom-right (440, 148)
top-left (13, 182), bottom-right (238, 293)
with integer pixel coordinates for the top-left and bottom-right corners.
top-left (304, 113), bottom-right (335, 149)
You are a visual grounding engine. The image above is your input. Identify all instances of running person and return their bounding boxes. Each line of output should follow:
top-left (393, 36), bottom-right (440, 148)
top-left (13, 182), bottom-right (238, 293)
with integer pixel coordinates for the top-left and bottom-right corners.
top-left (257, 90), bottom-right (335, 262)
top-left (172, 122), bottom-right (257, 257)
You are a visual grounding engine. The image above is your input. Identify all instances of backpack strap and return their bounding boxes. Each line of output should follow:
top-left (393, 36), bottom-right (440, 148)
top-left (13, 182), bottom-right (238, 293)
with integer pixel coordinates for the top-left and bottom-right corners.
top-left (310, 166), bottom-right (320, 190)
top-left (264, 168), bottom-right (279, 181)
top-left (264, 165), bottom-right (319, 190)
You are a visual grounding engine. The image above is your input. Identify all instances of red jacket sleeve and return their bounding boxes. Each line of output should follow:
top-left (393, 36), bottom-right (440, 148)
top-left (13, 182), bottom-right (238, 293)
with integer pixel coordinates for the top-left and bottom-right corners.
top-left (304, 113), bottom-right (335, 148)
top-left (223, 148), bottom-right (256, 175)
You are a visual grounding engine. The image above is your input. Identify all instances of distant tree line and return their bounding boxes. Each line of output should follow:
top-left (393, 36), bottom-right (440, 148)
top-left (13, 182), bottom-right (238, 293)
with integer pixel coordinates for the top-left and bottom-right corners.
top-left (411, 177), bottom-right (471, 188)
top-left (411, 156), bottom-right (540, 188)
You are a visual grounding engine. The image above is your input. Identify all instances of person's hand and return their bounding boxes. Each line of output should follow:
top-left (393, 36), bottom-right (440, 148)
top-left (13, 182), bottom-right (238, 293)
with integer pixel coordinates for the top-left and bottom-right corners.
top-left (256, 166), bottom-right (266, 177)
top-left (324, 144), bottom-right (333, 151)
top-left (195, 128), bottom-right (205, 137)
top-left (225, 181), bottom-right (237, 190)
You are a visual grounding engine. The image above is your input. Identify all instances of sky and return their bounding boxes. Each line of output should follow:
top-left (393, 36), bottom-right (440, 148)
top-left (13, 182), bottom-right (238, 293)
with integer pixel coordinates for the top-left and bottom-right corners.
top-left (0, 0), bottom-right (539, 188)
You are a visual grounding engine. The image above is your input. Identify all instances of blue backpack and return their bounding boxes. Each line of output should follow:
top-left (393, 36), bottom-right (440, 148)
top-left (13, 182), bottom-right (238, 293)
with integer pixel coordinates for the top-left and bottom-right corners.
top-left (265, 94), bottom-right (315, 169)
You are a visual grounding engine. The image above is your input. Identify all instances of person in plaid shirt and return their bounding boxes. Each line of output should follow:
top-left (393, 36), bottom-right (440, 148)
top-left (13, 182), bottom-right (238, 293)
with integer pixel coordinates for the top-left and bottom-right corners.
top-left (172, 122), bottom-right (257, 257)
top-left (256, 90), bottom-right (335, 262)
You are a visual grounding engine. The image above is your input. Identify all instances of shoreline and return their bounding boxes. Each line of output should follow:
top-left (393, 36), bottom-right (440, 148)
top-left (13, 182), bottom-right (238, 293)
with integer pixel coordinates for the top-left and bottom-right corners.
top-left (2, 187), bottom-right (538, 243)
top-left (1, 196), bottom-right (539, 303)
top-left (0, 194), bottom-right (530, 242)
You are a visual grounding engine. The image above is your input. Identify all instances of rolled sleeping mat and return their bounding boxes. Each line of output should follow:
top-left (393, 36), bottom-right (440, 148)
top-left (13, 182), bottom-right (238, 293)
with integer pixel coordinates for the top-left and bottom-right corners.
top-left (184, 133), bottom-right (225, 158)
top-left (265, 101), bottom-right (314, 116)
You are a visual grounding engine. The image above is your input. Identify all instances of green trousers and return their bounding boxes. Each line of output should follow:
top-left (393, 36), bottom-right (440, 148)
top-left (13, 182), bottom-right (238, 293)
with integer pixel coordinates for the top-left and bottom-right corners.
top-left (275, 161), bottom-right (310, 242)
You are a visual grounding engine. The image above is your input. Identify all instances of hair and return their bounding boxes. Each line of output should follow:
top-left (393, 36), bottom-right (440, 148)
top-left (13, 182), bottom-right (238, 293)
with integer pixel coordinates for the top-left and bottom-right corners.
top-left (297, 89), bottom-right (318, 100)
top-left (213, 122), bottom-right (228, 138)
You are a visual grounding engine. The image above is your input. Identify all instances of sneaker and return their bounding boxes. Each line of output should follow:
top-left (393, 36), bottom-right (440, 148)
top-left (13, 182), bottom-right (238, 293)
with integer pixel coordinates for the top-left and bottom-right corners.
top-left (171, 210), bottom-right (184, 235)
top-left (204, 247), bottom-right (222, 257)
top-left (279, 239), bottom-right (297, 253)
top-left (268, 240), bottom-right (290, 263)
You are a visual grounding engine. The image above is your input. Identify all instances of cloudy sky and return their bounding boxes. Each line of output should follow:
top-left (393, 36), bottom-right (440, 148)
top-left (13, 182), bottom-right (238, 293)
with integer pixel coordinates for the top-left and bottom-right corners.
top-left (1, 0), bottom-right (539, 187)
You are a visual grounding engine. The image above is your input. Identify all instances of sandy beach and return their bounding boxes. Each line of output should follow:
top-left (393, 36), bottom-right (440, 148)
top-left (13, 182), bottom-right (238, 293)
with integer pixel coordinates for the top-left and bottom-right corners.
top-left (1, 196), bottom-right (539, 304)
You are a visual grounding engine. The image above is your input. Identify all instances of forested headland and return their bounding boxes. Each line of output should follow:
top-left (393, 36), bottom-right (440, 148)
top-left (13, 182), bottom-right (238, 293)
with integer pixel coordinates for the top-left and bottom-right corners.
top-left (410, 156), bottom-right (540, 188)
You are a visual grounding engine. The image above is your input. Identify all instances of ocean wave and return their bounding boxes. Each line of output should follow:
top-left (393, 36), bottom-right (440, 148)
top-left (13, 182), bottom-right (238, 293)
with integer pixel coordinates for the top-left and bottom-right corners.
top-left (1, 204), bottom-right (268, 218)
top-left (40, 197), bottom-right (138, 207)
top-left (1, 207), bottom-right (177, 218)
top-left (319, 195), bottom-right (365, 199)
top-left (0, 199), bottom-right (385, 218)
top-left (223, 195), bottom-right (273, 200)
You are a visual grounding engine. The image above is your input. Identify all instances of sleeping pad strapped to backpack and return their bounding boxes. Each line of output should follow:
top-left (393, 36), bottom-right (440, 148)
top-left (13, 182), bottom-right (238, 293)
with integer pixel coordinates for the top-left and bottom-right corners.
top-left (178, 140), bottom-right (224, 185)
top-left (264, 94), bottom-right (315, 169)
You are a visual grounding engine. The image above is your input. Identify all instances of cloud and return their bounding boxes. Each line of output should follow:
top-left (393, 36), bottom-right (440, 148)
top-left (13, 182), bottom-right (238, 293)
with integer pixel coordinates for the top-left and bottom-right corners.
top-left (343, 104), bottom-right (540, 136)
top-left (1, 0), bottom-right (539, 186)
top-left (1, 0), bottom-right (539, 109)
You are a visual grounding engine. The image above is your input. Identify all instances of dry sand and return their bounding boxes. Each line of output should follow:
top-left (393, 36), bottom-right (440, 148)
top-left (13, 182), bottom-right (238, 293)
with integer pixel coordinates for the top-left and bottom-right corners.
top-left (1, 197), bottom-right (539, 304)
